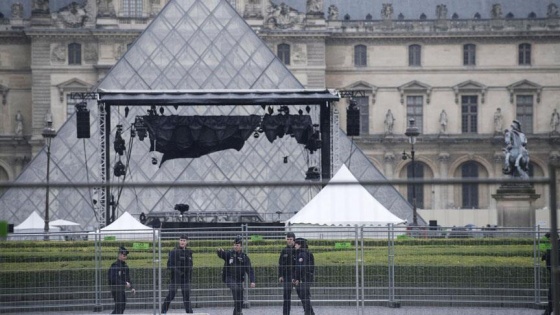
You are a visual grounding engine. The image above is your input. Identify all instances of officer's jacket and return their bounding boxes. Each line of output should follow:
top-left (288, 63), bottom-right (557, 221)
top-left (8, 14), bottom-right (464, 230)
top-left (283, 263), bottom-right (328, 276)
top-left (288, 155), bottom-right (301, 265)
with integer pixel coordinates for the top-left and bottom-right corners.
top-left (217, 249), bottom-right (255, 283)
top-left (278, 245), bottom-right (296, 278)
top-left (108, 259), bottom-right (132, 291)
top-left (294, 249), bottom-right (314, 283)
top-left (167, 246), bottom-right (193, 281)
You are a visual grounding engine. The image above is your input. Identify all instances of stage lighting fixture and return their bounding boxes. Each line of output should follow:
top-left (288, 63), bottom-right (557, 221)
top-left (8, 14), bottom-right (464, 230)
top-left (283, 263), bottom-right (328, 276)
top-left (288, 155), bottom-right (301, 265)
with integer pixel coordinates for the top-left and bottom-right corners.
top-left (134, 116), bottom-right (147, 141)
top-left (305, 166), bottom-right (320, 180)
top-left (174, 204), bottom-right (190, 216)
top-left (114, 125), bottom-right (125, 155)
top-left (113, 160), bottom-right (126, 177)
top-left (151, 157), bottom-right (158, 165)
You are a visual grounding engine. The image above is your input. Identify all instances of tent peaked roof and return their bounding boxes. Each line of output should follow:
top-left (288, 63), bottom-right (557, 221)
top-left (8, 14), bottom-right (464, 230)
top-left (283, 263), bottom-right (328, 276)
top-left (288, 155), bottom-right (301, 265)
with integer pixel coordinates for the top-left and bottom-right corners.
top-left (14, 211), bottom-right (44, 230)
top-left (97, 0), bottom-right (303, 91)
top-left (287, 164), bottom-right (406, 226)
top-left (101, 211), bottom-right (152, 231)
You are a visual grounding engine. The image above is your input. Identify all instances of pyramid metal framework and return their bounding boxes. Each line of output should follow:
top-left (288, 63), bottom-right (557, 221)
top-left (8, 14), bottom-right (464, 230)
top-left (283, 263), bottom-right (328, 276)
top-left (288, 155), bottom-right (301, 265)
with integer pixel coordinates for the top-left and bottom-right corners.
top-left (0, 0), bottom-right (415, 230)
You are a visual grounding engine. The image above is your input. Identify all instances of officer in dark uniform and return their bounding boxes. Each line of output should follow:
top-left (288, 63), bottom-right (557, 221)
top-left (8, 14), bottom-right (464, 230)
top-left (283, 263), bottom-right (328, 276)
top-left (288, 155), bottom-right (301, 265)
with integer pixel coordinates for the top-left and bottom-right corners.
top-left (293, 238), bottom-right (315, 315)
top-left (542, 232), bottom-right (559, 315)
top-left (108, 246), bottom-right (135, 314)
top-left (278, 232), bottom-right (296, 315)
top-left (217, 236), bottom-right (256, 315)
top-left (161, 234), bottom-right (194, 314)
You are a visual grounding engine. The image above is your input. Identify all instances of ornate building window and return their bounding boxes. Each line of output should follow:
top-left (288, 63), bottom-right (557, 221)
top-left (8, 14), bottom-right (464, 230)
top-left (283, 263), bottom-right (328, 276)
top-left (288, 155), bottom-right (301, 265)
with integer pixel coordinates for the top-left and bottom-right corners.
top-left (353, 96), bottom-right (370, 134)
top-left (461, 162), bottom-right (479, 209)
top-left (516, 95), bottom-right (534, 133)
top-left (409, 44), bottom-right (421, 66)
top-left (461, 95), bottom-right (478, 133)
top-left (277, 43), bottom-right (290, 65)
top-left (68, 43), bottom-right (82, 65)
top-left (407, 162), bottom-right (424, 209)
top-left (122, 0), bottom-right (143, 18)
top-left (354, 45), bottom-right (367, 67)
top-left (518, 43), bottom-right (531, 65)
top-left (406, 96), bottom-right (423, 133)
top-left (463, 44), bottom-right (476, 66)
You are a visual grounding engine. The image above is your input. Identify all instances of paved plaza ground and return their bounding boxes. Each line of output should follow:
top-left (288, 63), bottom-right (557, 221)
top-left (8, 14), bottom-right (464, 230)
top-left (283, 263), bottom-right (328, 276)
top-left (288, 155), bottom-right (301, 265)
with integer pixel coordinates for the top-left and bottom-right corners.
top-left (17, 305), bottom-right (545, 315)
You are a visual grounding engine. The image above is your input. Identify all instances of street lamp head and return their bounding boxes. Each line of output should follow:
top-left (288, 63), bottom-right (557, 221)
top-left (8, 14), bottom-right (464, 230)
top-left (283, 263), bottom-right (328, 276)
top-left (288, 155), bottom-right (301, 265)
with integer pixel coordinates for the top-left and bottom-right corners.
top-left (405, 118), bottom-right (420, 144)
top-left (42, 120), bottom-right (57, 146)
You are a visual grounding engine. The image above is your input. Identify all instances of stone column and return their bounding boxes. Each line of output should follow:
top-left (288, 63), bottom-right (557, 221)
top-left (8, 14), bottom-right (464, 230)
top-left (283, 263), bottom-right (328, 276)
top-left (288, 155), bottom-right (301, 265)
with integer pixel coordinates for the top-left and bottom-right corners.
top-left (492, 184), bottom-right (540, 227)
top-left (437, 153), bottom-right (449, 209)
top-left (383, 153), bottom-right (395, 179)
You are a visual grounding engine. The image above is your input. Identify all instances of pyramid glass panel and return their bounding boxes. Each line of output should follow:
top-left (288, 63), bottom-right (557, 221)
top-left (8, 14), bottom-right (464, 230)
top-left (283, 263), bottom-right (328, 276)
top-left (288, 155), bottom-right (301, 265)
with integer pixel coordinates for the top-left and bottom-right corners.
top-left (1, 0), bottom-right (413, 229)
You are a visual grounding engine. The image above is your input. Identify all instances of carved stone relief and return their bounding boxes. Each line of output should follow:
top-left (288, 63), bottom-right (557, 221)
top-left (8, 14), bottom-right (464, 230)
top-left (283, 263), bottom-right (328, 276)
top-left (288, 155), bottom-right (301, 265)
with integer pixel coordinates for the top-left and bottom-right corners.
top-left (11, 2), bottom-right (24, 19)
top-left (306, 0), bottom-right (323, 15)
top-left (292, 44), bottom-right (307, 65)
top-left (51, 44), bottom-right (66, 63)
top-left (265, 2), bottom-right (304, 29)
top-left (32, 0), bottom-right (49, 14)
top-left (97, 0), bottom-right (116, 17)
top-left (244, 0), bottom-right (263, 19)
top-left (84, 44), bottom-right (98, 63)
top-left (113, 43), bottom-right (127, 60)
top-left (491, 4), bottom-right (502, 19)
top-left (548, 4), bottom-right (559, 18)
top-left (436, 4), bottom-right (448, 20)
top-left (56, 2), bottom-right (88, 28)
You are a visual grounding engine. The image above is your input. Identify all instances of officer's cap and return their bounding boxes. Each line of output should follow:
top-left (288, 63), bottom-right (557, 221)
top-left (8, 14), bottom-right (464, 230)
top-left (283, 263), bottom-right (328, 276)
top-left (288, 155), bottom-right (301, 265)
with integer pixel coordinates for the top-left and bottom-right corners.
top-left (286, 232), bottom-right (296, 239)
top-left (294, 238), bottom-right (307, 247)
top-left (180, 234), bottom-right (188, 240)
top-left (233, 235), bottom-right (243, 244)
top-left (118, 246), bottom-right (129, 255)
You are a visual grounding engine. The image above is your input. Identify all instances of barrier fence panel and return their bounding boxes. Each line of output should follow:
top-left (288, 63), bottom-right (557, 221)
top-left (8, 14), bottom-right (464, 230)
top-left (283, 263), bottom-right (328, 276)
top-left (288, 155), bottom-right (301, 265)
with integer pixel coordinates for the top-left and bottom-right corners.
top-left (0, 225), bottom-right (553, 314)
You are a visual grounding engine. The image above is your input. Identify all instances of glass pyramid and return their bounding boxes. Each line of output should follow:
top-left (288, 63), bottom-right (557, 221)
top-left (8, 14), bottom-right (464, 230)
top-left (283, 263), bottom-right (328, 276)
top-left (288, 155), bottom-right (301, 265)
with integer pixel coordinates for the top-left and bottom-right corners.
top-left (0, 0), bottom-right (414, 230)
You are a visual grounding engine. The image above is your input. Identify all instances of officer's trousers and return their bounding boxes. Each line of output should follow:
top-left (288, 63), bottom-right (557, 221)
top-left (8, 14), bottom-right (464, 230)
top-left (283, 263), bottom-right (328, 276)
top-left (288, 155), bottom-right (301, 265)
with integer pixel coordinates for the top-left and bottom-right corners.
top-left (282, 280), bottom-right (294, 315)
top-left (225, 279), bottom-right (244, 315)
top-left (296, 282), bottom-right (314, 315)
top-left (161, 279), bottom-right (192, 313)
top-left (111, 289), bottom-right (126, 314)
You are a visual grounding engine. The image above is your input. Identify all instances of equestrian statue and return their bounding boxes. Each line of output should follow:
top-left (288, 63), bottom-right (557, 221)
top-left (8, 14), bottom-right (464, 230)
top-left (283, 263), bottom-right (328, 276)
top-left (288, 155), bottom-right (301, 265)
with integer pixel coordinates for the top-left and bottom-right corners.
top-left (503, 120), bottom-right (530, 179)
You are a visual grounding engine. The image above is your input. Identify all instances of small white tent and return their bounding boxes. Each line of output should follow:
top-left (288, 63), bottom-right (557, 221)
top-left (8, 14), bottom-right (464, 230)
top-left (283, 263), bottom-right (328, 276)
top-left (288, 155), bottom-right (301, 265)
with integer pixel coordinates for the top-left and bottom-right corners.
top-left (90, 211), bottom-right (154, 240)
top-left (12, 211), bottom-right (61, 240)
top-left (286, 164), bottom-right (405, 239)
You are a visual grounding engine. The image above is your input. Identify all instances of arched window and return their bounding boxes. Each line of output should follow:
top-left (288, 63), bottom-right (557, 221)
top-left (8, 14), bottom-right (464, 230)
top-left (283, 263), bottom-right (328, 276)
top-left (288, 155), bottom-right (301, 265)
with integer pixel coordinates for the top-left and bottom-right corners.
top-left (68, 43), bottom-right (82, 65)
top-left (518, 43), bottom-right (531, 65)
top-left (277, 43), bottom-right (290, 65)
top-left (408, 44), bottom-right (421, 66)
top-left (461, 162), bottom-right (479, 209)
top-left (407, 162), bottom-right (424, 209)
top-left (463, 44), bottom-right (476, 66)
top-left (354, 45), bottom-right (367, 67)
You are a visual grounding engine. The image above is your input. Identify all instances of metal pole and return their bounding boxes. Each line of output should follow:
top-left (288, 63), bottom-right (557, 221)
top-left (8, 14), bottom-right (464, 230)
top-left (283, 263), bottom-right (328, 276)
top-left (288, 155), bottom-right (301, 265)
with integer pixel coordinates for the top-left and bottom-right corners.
top-left (549, 163), bottom-right (559, 315)
top-left (411, 144), bottom-right (417, 226)
top-left (44, 140), bottom-right (51, 241)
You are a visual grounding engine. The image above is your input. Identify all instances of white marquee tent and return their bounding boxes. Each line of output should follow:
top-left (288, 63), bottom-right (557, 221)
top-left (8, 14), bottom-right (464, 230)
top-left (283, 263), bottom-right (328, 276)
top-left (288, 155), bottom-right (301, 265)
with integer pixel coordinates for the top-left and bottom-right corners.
top-left (89, 211), bottom-right (154, 240)
top-left (286, 164), bottom-right (406, 239)
top-left (12, 211), bottom-right (62, 240)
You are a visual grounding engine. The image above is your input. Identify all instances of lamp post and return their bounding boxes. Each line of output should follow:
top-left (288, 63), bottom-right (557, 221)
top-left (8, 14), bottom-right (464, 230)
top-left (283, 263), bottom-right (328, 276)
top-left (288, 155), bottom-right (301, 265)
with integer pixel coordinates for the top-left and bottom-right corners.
top-left (402, 118), bottom-right (420, 226)
top-left (42, 116), bottom-right (57, 240)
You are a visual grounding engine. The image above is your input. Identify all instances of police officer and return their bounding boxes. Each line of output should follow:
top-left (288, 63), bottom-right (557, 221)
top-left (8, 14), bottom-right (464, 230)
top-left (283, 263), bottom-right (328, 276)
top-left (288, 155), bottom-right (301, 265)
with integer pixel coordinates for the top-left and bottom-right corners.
top-left (161, 234), bottom-right (194, 314)
top-left (278, 232), bottom-right (296, 315)
top-left (108, 246), bottom-right (135, 314)
top-left (542, 232), bottom-right (559, 315)
top-left (217, 236), bottom-right (256, 315)
top-left (293, 238), bottom-right (315, 315)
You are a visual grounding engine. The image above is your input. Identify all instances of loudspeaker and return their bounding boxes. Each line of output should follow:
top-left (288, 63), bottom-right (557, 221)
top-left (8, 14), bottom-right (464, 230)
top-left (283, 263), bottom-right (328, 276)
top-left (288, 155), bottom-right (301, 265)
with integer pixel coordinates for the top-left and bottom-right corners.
top-left (347, 107), bottom-right (360, 136)
top-left (76, 110), bottom-right (90, 138)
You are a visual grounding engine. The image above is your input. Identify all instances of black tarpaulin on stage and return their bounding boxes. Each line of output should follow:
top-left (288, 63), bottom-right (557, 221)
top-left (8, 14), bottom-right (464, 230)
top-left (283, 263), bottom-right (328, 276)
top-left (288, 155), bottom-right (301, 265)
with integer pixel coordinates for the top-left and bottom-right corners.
top-left (143, 114), bottom-right (316, 165)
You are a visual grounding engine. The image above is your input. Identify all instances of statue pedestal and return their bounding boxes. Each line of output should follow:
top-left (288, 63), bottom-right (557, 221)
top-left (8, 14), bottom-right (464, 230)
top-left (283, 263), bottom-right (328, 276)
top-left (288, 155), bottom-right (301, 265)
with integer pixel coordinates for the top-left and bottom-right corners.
top-left (492, 184), bottom-right (540, 227)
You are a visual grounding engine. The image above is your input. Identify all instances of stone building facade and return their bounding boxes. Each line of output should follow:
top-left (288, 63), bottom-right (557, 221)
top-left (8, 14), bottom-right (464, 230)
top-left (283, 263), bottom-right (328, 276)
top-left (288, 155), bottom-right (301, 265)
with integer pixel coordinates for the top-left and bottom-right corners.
top-left (0, 0), bottom-right (559, 226)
